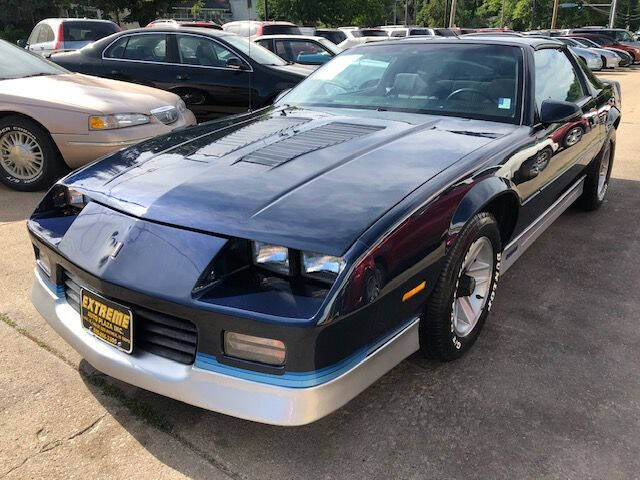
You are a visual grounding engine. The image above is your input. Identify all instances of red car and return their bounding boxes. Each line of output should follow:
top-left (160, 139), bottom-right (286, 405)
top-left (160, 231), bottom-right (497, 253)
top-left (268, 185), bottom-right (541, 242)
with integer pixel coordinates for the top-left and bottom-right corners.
top-left (568, 33), bottom-right (640, 63)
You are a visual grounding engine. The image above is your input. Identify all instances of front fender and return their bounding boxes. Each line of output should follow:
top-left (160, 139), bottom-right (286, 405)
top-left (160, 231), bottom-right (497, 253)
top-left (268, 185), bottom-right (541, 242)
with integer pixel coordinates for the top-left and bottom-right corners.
top-left (448, 176), bottom-right (519, 242)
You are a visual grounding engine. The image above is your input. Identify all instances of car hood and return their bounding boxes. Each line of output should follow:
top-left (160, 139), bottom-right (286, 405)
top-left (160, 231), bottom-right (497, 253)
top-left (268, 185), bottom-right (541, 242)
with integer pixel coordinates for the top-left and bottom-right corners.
top-left (267, 63), bottom-right (312, 77)
top-left (63, 107), bottom-right (514, 256)
top-left (0, 73), bottom-right (179, 114)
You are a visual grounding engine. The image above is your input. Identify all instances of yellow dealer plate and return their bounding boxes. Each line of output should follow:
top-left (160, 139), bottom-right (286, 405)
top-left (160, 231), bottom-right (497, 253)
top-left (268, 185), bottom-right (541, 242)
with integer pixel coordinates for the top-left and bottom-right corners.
top-left (80, 288), bottom-right (133, 354)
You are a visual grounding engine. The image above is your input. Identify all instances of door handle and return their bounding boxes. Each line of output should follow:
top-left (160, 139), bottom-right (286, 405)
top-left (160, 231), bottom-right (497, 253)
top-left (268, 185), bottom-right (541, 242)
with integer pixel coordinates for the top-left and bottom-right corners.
top-left (177, 74), bottom-right (189, 81)
top-left (110, 70), bottom-right (121, 76)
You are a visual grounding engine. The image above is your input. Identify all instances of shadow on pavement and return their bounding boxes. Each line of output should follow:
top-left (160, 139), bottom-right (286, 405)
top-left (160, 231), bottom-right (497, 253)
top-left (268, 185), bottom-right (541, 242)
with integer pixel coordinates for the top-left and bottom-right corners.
top-left (78, 177), bottom-right (640, 479)
top-left (0, 184), bottom-right (44, 223)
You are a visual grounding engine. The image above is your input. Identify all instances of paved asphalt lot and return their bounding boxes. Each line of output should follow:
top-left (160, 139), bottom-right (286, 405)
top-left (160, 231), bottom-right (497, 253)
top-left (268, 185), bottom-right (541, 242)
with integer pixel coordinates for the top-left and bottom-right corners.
top-left (1, 69), bottom-right (640, 480)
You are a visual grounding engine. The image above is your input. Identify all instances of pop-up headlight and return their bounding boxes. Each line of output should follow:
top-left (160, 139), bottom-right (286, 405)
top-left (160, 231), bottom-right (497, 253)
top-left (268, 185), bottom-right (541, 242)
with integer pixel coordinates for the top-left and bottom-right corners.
top-left (252, 242), bottom-right (289, 275)
top-left (302, 251), bottom-right (345, 283)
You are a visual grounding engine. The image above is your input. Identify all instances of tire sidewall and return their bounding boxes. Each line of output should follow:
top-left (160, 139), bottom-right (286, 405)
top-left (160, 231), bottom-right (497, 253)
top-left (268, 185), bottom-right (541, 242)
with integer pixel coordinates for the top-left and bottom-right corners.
top-left (447, 216), bottom-right (502, 357)
top-left (0, 118), bottom-right (61, 191)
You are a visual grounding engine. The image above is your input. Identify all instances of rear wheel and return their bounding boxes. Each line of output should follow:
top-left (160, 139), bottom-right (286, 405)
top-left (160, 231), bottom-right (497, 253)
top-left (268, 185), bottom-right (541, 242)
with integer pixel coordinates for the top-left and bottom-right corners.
top-left (578, 139), bottom-right (613, 211)
top-left (0, 115), bottom-right (66, 191)
top-left (420, 212), bottom-right (501, 361)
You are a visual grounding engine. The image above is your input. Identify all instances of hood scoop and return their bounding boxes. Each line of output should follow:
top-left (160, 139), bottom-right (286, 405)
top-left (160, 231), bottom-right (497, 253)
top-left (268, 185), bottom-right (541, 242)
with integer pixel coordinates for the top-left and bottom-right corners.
top-left (241, 122), bottom-right (384, 167)
top-left (197, 116), bottom-right (311, 158)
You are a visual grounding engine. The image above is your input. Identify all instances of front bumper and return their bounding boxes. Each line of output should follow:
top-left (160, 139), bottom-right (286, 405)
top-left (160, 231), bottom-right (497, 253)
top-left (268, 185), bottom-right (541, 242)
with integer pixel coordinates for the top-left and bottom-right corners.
top-left (32, 267), bottom-right (420, 426)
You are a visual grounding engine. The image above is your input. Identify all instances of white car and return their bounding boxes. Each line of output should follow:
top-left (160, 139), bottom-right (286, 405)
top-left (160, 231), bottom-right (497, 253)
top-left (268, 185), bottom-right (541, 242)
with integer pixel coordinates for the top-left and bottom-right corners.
top-left (21, 18), bottom-right (120, 57)
top-left (338, 28), bottom-right (390, 50)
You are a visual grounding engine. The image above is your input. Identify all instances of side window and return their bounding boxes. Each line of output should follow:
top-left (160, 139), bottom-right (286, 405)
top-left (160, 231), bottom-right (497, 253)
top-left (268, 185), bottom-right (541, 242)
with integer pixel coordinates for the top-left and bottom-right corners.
top-left (104, 36), bottom-right (129, 58)
top-left (121, 34), bottom-right (167, 62)
top-left (255, 39), bottom-right (273, 52)
top-left (43, 25), bottom-right (55, 42)
top-left (177, 35), bottom-right (238, 67)
top-left (286, 40), bottom-right (332, 64)
top-left (391, 30), bottom-right (406, 37)
top-left (275, 40), bottom-right (290, 61)
top-left (534, 49), bottom-right (585, 112)
top-left (28, 25), bottom-right (41, 44)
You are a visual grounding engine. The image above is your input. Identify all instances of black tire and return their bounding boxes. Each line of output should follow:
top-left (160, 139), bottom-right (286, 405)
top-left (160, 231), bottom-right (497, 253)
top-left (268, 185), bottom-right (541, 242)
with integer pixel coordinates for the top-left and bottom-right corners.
top-left (0, 115), bottom-right (67, 191)
top-left (420, 212), bottom-right (502, 361)
top-left (577, 139), bottom-right (613, 211)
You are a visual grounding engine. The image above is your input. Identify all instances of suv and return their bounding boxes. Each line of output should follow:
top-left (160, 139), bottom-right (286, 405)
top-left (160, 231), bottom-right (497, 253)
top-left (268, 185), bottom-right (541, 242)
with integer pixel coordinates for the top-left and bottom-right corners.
top-left (22, 18), bottom-right (120, 57)
top-left (222, 21), bottom-right (302, 40)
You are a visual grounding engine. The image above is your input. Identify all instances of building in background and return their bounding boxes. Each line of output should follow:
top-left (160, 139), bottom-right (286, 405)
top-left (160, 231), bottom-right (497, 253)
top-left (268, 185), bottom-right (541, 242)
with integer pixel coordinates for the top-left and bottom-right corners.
top-left (170, 0), bottom-right (256, 23)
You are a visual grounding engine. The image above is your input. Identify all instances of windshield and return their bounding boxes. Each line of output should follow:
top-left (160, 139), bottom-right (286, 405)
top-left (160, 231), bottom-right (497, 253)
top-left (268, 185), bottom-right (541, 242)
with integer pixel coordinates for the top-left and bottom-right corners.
top-left (613, 30), bottom-right (636, 42)
top-left (589, 36), bottom-right (609, 46)
top-left (573, 37), bottom-right (599, 48)
top-left (223, 34), bottom-right (288, 65)
top-left (278, 43), bottom-right (523, 124)
top-left (352, 29), bottom-right (388, 38)
top-left (558, 38), bottom-right (580, 47)
top-left (0, 40), bottom-right (67, 80)
top-left (409, 29), bottom-right (429, 36)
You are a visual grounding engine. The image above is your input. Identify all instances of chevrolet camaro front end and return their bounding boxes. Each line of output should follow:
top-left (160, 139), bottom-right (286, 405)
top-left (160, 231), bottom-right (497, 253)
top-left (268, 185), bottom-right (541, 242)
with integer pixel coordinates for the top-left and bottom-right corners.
top-left (29, 38), bottom-right (620, 425)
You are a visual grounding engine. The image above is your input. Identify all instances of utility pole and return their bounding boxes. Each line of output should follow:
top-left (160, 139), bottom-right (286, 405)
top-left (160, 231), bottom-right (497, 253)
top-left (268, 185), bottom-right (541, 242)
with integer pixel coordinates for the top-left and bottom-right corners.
top-left (394, 0), bottom-right (397, 24)
top-left (405, 0), bottom-right (409, 25)
top-left (608, 0), bottom-right (618, 27)
top-left (551, 0), bottom-right (559, 28)
top-left (264, 0), bottom-right (269, 21)
top-left (449, 0), bottom-right (457, 27)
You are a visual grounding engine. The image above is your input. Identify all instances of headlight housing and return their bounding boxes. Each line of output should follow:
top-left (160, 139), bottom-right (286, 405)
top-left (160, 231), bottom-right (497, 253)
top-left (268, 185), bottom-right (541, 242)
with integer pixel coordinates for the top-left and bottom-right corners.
top-left (252, 242), bottom-right (289, 274)
top-left (302, 251), bottom-right (345, 282)
top-left (89, 113), bottom-right (149, 130)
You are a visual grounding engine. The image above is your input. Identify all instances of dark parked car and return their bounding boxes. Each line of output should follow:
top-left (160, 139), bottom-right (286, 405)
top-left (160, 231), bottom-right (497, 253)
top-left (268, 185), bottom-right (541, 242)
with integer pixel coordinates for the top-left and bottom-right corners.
top-left (50, 27), bottom-right (310, 121)
top-left (30, 37), bottom-right (620, 426)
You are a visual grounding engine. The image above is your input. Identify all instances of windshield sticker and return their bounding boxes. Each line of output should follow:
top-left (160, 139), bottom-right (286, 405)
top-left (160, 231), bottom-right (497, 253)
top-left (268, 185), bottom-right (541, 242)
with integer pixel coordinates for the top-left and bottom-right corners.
top-left (498, 97), bottom-right (512, 109)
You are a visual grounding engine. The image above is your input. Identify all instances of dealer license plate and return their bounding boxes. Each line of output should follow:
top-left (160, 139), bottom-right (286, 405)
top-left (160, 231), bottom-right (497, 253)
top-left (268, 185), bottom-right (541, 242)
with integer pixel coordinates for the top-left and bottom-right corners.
top-left (80, 288), bottom-right (133, 354)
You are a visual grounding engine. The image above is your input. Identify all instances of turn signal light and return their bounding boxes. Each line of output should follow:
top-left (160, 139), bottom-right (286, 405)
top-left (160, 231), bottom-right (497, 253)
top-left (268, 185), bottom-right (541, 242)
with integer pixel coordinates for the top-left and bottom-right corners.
top-left (224, 331), bottom-right (286, 366)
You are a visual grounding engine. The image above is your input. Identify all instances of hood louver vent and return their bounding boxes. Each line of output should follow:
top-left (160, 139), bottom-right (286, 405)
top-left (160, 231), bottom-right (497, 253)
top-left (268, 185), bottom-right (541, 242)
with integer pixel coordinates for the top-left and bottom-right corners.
top-left (241, 123), bottom-right (385, 167)
top-left (197, 116), bottom-right (311, 158)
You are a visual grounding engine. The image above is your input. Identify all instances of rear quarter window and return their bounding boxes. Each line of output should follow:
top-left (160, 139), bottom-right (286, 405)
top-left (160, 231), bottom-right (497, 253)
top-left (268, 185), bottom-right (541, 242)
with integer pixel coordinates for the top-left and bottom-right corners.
top-left (63, 22), bottom-right (118, 43)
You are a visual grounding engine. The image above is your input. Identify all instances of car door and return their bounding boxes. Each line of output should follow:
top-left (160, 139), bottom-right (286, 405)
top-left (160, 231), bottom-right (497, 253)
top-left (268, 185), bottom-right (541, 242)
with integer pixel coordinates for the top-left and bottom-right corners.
top-left (101, 32), bottom-right (177, 92)
top-left (511, 47), bottom-right (600, 223)
top-left (173, 34), bottom-right (251, 120)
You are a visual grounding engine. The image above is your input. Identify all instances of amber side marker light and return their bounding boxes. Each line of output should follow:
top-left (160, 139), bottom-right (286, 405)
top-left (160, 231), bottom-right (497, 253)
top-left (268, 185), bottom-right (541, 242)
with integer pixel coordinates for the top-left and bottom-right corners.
top-left (402, 281), bottom-right (426, 302)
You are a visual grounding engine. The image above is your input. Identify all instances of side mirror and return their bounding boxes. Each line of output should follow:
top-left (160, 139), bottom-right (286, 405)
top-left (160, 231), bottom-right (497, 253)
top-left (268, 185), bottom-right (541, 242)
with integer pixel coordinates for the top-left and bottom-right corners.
top-left (16, 39), bottom-right (27, 48)
top-left (274, 88), bottom-right (292, 103)
top-left (539, 99), bottom-right (582, 124)
top-left (225, 57), bottom-right (249, 70)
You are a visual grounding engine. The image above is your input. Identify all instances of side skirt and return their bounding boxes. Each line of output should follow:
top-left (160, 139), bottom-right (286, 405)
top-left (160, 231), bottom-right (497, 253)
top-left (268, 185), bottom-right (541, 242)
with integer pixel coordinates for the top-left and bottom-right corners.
top-left (501, 175), bottom-right (585, 273)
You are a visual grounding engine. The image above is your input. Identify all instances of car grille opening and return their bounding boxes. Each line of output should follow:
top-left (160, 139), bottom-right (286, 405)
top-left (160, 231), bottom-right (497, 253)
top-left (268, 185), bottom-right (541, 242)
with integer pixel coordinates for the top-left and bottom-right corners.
top-left (63, 270), bottom-right (197, 365)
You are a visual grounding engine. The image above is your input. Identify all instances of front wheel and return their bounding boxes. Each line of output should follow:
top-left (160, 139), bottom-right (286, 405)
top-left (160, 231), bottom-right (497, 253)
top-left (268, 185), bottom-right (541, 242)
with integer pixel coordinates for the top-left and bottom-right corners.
top-left (420, 212), bottom-right (502, 361)
top-left (0, 115), bottom-right (66, 191)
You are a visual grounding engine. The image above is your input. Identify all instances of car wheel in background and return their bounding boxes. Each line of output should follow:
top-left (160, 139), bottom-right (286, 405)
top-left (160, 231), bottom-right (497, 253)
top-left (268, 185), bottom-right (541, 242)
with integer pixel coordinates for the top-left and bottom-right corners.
top-left (0, 115), bottom-right (67, 191)
top-left (578, 139), bottom-right (614, 211)
top-left (420, 212), bottom-right (501, 361)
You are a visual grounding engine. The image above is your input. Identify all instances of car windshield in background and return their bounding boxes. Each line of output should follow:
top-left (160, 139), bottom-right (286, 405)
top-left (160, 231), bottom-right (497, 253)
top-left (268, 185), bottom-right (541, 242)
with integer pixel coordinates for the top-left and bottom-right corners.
top-left (63, 21), bottom-right (118, 43)
top-left (409, 29), bottom-right (429, 35)
top-left (572, 38), bottom-right (599, 48)
top-left (434, 28), bottom-right (457, 37)
top-left (262, 25), bottom-right (303, 35)
top-left (352, 29), bottom-right (388, 37)
top-left (279, 43), bottom-right (523, 124)
top-left (223, 35), bottom-right (288, 65)
top-left (0, 40), bottom-right (67, 80)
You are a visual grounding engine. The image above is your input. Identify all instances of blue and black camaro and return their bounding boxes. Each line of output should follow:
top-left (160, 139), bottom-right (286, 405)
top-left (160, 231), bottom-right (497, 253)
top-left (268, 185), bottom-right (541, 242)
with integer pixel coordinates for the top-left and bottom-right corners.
top-left (29, 37), bottom-right (620, 425)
